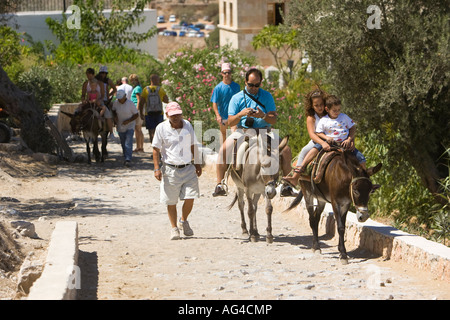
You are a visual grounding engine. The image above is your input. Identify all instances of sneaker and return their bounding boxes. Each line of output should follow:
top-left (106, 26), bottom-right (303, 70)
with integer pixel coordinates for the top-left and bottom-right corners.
top-left (280, 184), bottom-right (298, 197)
top-left (124, 160), bottom-right (131, 167)
top-left (212, 183), bottom-right (227, 197)
top-left (108, 132), bottom-right (119, 142)
top-left (170, 227), bottom-right (180, 240)
top-left (178, 219), bottom-right (194, 236)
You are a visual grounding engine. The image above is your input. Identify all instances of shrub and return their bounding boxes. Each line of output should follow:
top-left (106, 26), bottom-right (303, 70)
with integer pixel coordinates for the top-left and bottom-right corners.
top-left (16, 66), bottom-right (53, 111)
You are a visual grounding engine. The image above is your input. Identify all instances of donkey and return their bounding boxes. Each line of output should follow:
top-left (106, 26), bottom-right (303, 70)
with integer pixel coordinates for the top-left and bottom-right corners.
top-left (285, 149), bottom-right (381, 264)
top-left (61, 102), bottom-right (108, 164)
top-left (228, 131), bottom-right (289, 243)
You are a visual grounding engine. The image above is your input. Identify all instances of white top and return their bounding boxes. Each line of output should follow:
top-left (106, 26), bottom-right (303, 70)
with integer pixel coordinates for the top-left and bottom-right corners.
top-left (315, 113), bottom-right (354, 142)
top-left (117, 83), bottom-right (133, 100)
top-left (112, 99), bottom-right (138, 132)
top-left (152, 119), bottom-right (197, 165)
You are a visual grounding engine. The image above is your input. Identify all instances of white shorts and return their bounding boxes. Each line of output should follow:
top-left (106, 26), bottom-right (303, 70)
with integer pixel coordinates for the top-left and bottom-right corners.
top-left (160, 164), bottom-right (199, 205)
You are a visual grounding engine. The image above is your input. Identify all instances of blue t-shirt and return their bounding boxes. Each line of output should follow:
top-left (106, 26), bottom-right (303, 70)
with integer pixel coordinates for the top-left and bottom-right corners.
top-left (131, 85), bottom-right (142, 106)
top-left (210, 81), bottom-right (241, 119)
top-left (228, 88), bottom-right (276, 128)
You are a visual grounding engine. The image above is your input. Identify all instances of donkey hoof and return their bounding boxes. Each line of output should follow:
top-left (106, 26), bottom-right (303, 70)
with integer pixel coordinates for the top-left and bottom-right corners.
top-left (340, 258), bottom-right (349, 265)
top-left (266, 235), bottom-right (274, 244)
top-left (250, 235), bottom-right (259, 243)
top-left (312, 248), bottom-right (322, 254)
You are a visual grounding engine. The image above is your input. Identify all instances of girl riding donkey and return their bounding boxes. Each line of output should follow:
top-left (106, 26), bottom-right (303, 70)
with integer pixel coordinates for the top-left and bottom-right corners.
top-left (283, 94), bottom-right (366, 187)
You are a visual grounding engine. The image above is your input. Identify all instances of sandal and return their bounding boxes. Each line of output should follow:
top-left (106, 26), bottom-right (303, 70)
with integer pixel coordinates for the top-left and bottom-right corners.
top-left (293, 166), bottom-right (305, 175)
top-left (281, 177), bottom-right (298, 189)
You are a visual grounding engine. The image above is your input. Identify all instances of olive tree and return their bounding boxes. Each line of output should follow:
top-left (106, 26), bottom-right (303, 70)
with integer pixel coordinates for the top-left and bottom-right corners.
top-left (286, 0), bottom-right (449, 203)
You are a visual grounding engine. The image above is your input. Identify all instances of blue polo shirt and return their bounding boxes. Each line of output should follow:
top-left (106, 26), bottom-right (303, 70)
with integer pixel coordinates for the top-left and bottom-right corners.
top-left (228, 88), bottom-right (276, 128)
top-left (210, 81), bottom-right (241, 119)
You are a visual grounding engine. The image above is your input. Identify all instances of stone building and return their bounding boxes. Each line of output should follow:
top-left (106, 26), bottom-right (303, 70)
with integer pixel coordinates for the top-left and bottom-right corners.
top-left (218, 0), bottom-right (290, 66)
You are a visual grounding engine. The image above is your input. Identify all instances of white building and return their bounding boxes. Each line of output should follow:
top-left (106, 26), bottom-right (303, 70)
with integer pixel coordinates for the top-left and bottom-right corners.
top-left (6, 9), bottom-right (158, 58)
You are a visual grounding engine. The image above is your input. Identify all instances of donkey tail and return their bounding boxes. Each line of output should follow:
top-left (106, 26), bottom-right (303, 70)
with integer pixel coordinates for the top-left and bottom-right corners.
top-left (227, 193), bottom-right (238, 210)
top-left (283, 191), bottom-right (303, 212)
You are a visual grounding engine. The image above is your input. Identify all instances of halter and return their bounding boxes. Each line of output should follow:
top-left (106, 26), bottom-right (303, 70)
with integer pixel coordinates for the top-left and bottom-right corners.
top-left (349, 176), bottom-right (372, 207)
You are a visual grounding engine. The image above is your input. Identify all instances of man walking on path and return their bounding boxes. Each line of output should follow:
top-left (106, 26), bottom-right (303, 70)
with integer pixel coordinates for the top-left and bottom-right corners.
top-left (152, 102), bottom-right (203, 240)
top-left (112, 90), bottom-right (139, 166)
top-left (211, 62), bottom-right (241, 143)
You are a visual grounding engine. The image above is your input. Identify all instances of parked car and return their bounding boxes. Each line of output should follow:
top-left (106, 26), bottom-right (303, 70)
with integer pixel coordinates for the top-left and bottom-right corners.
top-left (194, 23), bottom-right (205, 29)
top-left (187, 30), bottom-right (198, 38)
top-left (157, 15), bottom-right (165, 23)
top-left (162, 30), bottom-right (177, 36)
top-left (179, 31), bottom-right (186, 37)
top-left (169, 15), bottom-right (176, 22)
top-left (205, 24), bottom-right (216, 30)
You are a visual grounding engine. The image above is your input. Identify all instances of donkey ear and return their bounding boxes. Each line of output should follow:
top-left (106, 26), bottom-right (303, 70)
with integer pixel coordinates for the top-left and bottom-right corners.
top-left (367, 163), bottom-right (382, 176)
top-left (279, 136), bottom-right (289, 151)
top-left (370, 184), bottom-right (381, 193)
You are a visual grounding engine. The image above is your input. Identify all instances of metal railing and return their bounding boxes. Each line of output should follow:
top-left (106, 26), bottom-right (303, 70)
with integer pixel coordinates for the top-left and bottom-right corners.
top-left (16, 0), bottom-right (115, 12)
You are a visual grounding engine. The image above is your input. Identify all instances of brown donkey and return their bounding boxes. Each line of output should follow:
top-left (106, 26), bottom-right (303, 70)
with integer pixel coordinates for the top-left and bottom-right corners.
top-left (285, 150), bottom-right (381, 264)
top-left (61, 102), bottom-right (108, 164)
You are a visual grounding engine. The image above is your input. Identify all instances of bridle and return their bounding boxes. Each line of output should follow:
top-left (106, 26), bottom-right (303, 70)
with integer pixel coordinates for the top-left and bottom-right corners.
top-left (349, 176), bottom-right (372, 208)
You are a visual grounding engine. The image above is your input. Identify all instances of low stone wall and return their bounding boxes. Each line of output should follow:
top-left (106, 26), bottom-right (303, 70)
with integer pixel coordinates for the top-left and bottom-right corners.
top-left (27, 221), bottom-right (79, 300)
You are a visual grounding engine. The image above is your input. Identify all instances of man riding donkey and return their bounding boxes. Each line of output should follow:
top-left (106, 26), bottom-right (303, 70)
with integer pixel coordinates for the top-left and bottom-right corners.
top-left (212, 68), bottom-right (296, 198)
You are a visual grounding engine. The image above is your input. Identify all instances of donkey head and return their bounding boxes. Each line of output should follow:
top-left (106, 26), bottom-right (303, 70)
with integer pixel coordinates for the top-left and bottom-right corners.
top-left (350, 163), bottom-right (382, 222)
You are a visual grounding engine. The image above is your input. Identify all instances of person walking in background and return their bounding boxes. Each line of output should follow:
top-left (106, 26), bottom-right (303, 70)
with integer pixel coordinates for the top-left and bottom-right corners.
top-left (139, 74), bottom-right (169, 144)
top-left (96, 66), bottom-right (117, 140)
top-left (210, 62), bottom-right (241, 143)
top-left (152, 102), bottom-right (202, 240)
top-left (129, 74), bottom-right (144, 153)
top-left (112, 90), bottom-right (139, 167)
top-left (117, 76), bottom-right (133, 100)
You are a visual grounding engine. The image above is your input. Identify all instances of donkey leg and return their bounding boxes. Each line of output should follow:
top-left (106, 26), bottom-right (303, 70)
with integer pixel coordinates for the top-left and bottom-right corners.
top-left (309, 201), bottom-right (325, 253)
top-left (85, 140), bottom-right (91, 164)
top-left (333, 204), bottom-right (349, 264)
top-left (238, 190), bottom-right (248, 236)
top-left (265, 197), bottom-right (273, 243)
top-left (93, 139), bottom-right (101, 162)
top-left (101, 133), bottom-right (108, 162)
top-left (247, 194), bottom-right (259, 242)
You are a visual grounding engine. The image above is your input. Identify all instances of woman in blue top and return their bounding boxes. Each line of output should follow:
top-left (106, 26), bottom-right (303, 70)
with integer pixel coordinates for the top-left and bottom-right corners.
top-left (130, 74), bottom-right (144, 152)
top-left (211, 63), bottom-right (241, 143)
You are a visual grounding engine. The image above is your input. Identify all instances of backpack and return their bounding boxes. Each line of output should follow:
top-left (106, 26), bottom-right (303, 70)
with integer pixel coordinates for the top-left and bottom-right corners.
top-left (145, 86), bottom-right (163, 113)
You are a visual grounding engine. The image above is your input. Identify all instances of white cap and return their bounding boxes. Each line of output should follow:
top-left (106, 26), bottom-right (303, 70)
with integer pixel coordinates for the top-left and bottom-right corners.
top-left (221, 63), bottom-right (231, 72)
top-left (99, 66), bottom-right (108, 73)
top-left (116, 90), bottom-right (126, 99)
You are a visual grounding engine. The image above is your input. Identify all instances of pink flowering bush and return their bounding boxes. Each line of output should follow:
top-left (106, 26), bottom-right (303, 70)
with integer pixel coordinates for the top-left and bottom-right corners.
top-left (162, 45), bottom-right (255, 132)
top-left (161, 45), bottom-right (321, 155)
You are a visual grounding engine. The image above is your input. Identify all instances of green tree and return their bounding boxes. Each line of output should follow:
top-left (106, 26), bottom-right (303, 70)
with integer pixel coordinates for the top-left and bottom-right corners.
top-left (46, 0), bottom-right (157, 48)
top-left (252, 25), bottom-right (302, 85)
top-left (287, 0), bottom-right (449, 204)
top-left (0, 26), bottom-right (22, 67)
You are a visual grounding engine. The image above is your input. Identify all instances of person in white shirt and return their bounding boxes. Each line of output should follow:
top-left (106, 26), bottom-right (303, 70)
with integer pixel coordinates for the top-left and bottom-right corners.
top-left (152, 102), bottom-right (202, 240)
top-left (295, 95), bottom-right (366, 173)
top-left (117, 77), bottom-right (133, 100)
top-left (112, 90), bottom-right (138, 166)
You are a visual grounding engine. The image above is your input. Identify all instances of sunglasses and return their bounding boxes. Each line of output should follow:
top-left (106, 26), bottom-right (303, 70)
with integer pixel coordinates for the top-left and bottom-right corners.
top-left (247, 82), bottom-right (261, 88)
top-left (222, 71), bottom-right (231, 75)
